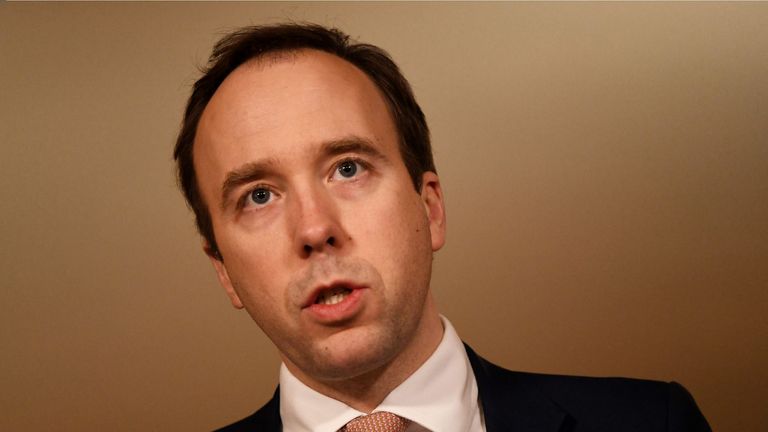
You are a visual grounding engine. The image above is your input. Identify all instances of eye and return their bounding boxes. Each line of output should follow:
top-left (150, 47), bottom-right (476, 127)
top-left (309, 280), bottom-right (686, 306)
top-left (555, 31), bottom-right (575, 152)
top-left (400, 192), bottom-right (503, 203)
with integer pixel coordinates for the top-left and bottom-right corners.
top-left (247, 187), bottom-right (271, 206)
top-left (237, 185), bottom-right (279, 211)
top-left (333, 159), bottom-right (368, 181)
top-left (337, 160), bottom-right (358, 178)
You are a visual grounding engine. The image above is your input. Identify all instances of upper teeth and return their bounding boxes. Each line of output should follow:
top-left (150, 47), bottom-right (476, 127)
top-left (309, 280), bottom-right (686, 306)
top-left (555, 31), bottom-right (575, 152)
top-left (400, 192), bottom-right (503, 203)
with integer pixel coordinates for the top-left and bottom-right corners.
top-left (316, 287), bottom-right (351, 305)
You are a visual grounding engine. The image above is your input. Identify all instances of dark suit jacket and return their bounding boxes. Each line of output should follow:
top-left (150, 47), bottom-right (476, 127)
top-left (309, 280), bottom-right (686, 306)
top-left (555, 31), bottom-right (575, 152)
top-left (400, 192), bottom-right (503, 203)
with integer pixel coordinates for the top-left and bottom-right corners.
top-left (215, 344), bottom-right (711, 432)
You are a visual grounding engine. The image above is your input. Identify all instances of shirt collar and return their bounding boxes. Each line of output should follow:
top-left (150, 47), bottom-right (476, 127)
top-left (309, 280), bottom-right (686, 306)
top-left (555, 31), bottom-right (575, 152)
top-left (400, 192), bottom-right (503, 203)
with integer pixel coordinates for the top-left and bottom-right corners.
top-left (279, 316), bottom-right (480, 432)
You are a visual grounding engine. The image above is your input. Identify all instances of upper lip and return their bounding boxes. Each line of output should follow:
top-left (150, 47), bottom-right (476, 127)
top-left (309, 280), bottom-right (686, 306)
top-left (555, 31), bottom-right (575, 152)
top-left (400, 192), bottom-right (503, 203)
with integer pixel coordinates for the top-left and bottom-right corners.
top-left (301, 279), bottom-right (364, 308)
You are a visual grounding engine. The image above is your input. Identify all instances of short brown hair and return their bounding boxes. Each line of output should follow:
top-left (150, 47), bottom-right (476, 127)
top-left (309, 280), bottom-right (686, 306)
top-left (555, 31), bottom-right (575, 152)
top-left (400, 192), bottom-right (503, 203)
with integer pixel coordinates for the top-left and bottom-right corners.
top-left (174, 23), bottom-right (434, 259)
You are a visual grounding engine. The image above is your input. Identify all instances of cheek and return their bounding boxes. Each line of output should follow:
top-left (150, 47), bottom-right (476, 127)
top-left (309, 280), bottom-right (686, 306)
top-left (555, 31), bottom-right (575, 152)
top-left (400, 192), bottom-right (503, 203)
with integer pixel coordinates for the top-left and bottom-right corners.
top-left (222, 237), bottom-right (290, 315)
top-left (351, 192), bottom-right (432, 273)
top-left (230, 266), bottom-right (279, 311)
top-left (233, 273), bottom-right (297, 341)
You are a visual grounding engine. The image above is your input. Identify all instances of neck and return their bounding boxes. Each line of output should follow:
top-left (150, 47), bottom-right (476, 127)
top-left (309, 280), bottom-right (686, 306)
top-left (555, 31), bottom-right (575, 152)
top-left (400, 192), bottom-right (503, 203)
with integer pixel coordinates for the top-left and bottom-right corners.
top-left (288, 295), bottom-right (444, 413)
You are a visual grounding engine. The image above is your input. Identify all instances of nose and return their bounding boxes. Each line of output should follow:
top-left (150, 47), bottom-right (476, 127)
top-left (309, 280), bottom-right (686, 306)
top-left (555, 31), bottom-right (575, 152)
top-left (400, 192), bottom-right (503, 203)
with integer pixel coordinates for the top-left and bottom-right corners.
top-left (292, 187), bottom-right (346, 258)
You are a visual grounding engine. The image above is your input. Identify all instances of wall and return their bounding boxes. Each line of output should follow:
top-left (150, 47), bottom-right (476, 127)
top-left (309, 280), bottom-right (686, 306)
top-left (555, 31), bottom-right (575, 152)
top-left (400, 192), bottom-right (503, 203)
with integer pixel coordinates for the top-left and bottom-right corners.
top-left (1, 3), bottom-right (766, 431)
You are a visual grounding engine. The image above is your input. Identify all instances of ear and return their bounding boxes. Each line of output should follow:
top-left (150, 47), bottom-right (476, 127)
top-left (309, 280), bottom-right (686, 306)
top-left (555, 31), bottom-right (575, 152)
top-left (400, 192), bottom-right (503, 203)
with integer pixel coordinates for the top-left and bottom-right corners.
top-left (420, 172), bottom-right (447, 252)
top-left (204, 242), bottom-right (244, 309)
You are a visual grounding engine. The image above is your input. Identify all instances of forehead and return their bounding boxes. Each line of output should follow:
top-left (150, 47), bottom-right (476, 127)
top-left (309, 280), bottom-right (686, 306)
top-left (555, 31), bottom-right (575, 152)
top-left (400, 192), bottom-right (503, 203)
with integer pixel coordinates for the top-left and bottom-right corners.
top-left (193, 50), bottom-right (398, 183)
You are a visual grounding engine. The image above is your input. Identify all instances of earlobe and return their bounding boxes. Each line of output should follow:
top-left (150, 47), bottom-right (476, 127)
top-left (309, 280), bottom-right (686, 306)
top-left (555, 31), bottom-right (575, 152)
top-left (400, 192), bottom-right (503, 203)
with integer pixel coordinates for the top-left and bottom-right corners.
top-left (204, 243), bottom-right (244, 309)
top-left (420, 172), bottom-right (447, 252)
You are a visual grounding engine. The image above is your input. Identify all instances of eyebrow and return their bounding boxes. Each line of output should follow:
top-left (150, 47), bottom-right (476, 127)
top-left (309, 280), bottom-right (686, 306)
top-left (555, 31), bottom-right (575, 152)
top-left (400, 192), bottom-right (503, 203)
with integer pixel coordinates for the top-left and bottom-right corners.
top-left (219, 136), bottom-right (388, 211)
top-left (320, 136), bottom-right (387, 161)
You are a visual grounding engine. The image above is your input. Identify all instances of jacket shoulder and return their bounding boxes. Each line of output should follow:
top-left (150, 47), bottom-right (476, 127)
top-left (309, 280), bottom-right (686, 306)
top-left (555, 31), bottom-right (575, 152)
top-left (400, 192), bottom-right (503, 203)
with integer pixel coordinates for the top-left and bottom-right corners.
top-left (534, 373), bottom-right (709, 431)
top-left (466, 345), bottom-right (711, 432)
top-left (213, 389), bottom-right (281, 432)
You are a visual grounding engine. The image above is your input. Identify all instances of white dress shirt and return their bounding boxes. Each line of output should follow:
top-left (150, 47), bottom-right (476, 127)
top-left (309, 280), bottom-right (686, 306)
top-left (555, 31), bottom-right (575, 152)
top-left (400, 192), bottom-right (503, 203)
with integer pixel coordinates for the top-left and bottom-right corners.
top-left (279, 316), bottom-right (486, 432)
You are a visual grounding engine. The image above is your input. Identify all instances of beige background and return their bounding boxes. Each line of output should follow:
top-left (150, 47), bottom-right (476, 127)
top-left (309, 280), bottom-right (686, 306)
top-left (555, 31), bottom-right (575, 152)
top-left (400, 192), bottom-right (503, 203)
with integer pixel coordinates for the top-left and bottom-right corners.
top-left (2, 2), bottom-right (766, 431)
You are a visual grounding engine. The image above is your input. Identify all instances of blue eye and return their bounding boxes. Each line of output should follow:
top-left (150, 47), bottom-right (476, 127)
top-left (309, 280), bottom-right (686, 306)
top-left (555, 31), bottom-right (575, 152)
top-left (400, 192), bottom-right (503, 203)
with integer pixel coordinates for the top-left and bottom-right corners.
top-left (337, 160), bottom-right (358, 178)
top-left (249, 188), bottom-right (271, 205)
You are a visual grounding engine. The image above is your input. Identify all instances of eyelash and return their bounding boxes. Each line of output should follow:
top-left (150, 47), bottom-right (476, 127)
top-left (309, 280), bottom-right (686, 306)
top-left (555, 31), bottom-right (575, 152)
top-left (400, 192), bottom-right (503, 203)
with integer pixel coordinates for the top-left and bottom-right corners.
top-left (236, 157), bottom-right (372, 210)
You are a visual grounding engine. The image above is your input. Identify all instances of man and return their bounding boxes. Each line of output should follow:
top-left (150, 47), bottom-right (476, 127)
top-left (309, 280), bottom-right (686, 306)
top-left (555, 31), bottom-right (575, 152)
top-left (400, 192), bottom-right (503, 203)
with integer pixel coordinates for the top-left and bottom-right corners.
top-left (174, 23), bottom-right (711, 432)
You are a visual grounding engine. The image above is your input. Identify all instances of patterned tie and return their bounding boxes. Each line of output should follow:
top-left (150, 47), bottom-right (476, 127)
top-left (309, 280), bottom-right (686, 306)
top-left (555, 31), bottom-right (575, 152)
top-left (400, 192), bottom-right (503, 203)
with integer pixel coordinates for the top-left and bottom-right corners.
top-left (342, 411), bottom-right (411, 432)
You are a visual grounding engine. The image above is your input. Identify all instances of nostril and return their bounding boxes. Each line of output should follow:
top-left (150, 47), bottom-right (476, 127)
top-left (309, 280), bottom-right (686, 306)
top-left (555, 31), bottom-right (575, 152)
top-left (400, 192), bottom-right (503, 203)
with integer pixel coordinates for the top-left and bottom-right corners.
top-left (302, 236), bottom-right (336, 256)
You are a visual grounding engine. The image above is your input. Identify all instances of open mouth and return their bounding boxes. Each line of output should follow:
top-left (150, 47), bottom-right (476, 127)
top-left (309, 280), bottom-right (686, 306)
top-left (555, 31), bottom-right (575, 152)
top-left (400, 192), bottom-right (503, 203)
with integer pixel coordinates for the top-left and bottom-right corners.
top-left (314, 285), bottom-right (353, 306)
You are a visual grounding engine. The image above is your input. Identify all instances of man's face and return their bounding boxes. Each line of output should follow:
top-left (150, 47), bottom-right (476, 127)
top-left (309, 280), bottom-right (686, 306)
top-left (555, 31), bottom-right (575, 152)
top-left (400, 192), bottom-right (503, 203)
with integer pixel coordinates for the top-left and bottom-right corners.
top-left (193, 50), bottom-right (446, 382)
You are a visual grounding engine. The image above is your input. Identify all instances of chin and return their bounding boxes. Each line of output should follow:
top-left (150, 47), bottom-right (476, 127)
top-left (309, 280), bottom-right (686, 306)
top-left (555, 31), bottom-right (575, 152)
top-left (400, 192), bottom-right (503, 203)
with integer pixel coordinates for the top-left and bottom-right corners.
top-left (301, 327), bottom-right (402, 381)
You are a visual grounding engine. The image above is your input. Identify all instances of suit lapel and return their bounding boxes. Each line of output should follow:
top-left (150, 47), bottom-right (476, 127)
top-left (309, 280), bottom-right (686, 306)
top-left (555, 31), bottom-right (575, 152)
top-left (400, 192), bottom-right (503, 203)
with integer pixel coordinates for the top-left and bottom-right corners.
top-left (464, 344), bottom-right (571, 432)
top-left (262, 388), bottom-right (283, 432)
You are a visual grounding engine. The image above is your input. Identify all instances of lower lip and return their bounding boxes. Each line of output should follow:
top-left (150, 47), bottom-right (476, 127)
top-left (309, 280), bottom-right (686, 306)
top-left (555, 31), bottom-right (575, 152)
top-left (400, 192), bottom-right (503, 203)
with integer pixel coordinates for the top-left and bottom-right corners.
top-left (303, 288), bottom-right (365, 324)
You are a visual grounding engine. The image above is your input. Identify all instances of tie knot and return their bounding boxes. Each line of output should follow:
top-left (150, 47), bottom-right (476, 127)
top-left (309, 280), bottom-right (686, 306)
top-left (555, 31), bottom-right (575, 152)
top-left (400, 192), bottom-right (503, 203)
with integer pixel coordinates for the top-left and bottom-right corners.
top-left (343, 411), bottom-right (410, 432)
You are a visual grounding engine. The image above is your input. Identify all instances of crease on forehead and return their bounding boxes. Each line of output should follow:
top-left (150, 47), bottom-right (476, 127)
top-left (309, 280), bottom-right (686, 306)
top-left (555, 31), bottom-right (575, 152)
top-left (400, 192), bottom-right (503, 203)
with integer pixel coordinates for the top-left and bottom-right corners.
top-left (201, 47), bottom-right (390, 148)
